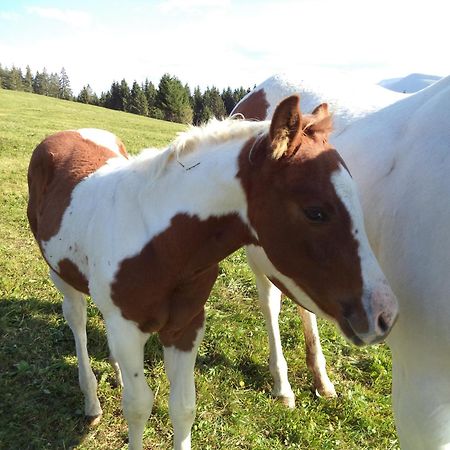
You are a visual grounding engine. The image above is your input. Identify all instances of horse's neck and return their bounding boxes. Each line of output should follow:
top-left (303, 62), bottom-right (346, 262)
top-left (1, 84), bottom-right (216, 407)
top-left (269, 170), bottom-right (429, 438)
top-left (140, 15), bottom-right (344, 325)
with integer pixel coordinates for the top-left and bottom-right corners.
top-left (339, 75), bottom-right (450, 164)
top-left (128, 139), bottom-right (251, 229)
top-left (78, 139), bottom-right (254, 269)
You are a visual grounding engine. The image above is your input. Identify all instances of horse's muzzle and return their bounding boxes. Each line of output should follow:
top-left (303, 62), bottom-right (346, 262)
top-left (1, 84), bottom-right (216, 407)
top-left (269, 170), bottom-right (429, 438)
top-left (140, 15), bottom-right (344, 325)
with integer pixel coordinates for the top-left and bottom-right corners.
top-left (340, 285), bottom-right (399, 346)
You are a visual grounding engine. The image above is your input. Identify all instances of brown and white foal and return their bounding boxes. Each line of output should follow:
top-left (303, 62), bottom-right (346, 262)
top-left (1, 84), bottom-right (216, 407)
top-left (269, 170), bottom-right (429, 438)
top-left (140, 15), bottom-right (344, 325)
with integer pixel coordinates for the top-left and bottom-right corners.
top-left (27, 95), bottom-right (398, 450)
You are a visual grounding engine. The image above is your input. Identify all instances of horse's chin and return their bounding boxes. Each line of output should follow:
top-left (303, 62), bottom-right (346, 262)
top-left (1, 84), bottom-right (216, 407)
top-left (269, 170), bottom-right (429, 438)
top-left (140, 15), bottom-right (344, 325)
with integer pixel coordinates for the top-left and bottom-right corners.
top-left (337, 318), bottom-right (366, 346)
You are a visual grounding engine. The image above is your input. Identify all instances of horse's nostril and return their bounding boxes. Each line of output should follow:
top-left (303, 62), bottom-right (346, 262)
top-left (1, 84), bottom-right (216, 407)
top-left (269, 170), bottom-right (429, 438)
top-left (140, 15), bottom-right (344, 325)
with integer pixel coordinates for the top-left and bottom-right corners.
top-left (377, 313), bottom-right (389, 334)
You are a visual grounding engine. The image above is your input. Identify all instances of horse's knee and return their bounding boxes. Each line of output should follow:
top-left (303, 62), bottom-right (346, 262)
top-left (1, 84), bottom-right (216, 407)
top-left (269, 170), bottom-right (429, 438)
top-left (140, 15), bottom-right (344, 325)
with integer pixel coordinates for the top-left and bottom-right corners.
top-left (170, 404), bottom-right (196, 427)
top-left (122, 387), bottom-right (154, 423)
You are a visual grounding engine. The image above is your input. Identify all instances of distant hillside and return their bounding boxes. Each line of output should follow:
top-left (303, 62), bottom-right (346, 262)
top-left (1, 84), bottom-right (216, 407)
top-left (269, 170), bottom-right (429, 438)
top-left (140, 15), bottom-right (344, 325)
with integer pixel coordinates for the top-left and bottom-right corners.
top-left (379, 73), bottom-right (442, 93)
top-left (0, 88), bottom-right (185, 159)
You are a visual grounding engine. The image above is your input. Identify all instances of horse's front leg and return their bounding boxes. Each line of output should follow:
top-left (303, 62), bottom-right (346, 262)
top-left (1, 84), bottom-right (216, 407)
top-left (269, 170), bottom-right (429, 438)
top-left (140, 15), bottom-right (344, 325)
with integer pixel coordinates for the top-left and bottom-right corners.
top-left (297, 307), bottom-right (336, 398)
top-left (246, 250), bottom-right (295, 407)
top-left (105, 314), bottom-right (153, 450)
top-left (162, 312), bottom-right (206, 450)
top-left (257, 275), bottom-right (297, 407)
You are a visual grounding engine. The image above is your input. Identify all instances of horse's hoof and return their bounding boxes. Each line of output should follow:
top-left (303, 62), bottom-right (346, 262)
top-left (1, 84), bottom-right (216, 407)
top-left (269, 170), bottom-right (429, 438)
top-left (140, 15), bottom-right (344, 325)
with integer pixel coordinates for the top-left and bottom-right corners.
top-left (86, 414), bottom-right (102, 426)
top-left (278, 395), bottom-right (296, 409)
top-left (315, 383), bottom-right (337, 399)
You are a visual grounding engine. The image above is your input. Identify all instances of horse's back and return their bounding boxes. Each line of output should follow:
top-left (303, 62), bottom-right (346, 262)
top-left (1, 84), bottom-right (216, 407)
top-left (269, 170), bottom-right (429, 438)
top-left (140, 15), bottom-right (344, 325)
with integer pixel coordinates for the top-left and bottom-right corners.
top-left (232, 72), bottom-right (405, 129)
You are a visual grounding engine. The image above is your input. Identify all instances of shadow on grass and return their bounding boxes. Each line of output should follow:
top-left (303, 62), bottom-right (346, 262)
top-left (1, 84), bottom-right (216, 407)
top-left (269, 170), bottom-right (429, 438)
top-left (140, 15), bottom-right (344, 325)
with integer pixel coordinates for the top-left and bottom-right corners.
top-left (0, 296), bottom-right (277, 449)
top-left (0, 296), bottom-right (112, 449)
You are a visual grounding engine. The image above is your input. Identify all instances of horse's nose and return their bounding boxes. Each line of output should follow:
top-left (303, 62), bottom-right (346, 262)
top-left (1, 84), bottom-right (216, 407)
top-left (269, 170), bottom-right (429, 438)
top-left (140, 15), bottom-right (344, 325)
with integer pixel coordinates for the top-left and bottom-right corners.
top-left (371, 283), bottom-right (399, 340)
top-left (348, 285), bottom-right (399, 345)
top-left (376, 311), bottom-right (390, 335)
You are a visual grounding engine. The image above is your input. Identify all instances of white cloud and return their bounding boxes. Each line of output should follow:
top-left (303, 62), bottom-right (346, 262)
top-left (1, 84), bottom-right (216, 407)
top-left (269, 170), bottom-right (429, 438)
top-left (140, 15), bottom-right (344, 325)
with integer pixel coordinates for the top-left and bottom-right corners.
top-left (1, 0), bottom-right (448, 95)
top-left (26, 6), bottom-right (92, 28)
top-left (158, 0), bottom-right (230, 13)
top-left (0, 11), bottom-right (20, 21)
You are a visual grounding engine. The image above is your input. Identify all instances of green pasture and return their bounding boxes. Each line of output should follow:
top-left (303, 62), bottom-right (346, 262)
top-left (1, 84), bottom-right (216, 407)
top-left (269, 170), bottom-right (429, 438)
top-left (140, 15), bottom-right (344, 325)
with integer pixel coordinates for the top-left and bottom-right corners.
top-left (0, 89), bottom-right (398, 449)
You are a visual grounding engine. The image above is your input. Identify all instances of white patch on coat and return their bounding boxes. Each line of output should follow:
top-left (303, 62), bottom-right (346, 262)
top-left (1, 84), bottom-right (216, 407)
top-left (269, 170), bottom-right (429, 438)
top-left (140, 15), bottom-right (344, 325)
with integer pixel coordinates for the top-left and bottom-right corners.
top-left (77, 128), bottom-right (126, 158)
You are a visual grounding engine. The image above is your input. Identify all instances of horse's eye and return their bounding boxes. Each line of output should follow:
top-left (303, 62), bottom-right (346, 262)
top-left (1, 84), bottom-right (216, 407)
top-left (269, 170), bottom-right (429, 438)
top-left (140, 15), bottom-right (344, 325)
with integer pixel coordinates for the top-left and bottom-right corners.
top-left (303, 207), bottom-right (329, 223)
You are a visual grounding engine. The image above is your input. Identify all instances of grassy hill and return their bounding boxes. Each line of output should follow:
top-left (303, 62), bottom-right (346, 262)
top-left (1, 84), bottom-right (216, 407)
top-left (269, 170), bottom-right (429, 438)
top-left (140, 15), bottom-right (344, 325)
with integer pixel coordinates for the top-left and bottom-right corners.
top-left (0, 89), bottom-right (398, 449)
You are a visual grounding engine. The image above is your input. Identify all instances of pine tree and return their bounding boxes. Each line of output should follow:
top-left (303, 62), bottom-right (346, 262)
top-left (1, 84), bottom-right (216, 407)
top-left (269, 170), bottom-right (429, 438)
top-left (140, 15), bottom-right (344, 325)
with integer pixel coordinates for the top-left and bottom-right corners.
top-left (129, 81), bottom-right (148, 116)
top-left (48, 72), bottom-right (60, 97)
top-left (59, 67), bottom-right (73, 100)
top-left (119, 79), bottom-right (131, 111)
top-left (98, 91), bottom-right (110, 108)
top-left (4, 66), bottom-right (23, 91)
top-left (77, 84), bottom-right (98, 104)
top-left (221, 87), bottom-right (236, 115)
top-left (143, 79), bottom-right (156, 107)
top-left (143, 79), bottom-right (162, 119)
top-left (32, 71), bottom-right (43, 94)
top-left (107, 82), bottom-right (121, 110)
top-left (1, 66), bottom-right (11, 89)
top-left (204, 86), bottom-right (226, 119)
top-left (156, 73), bottom-right (193, 124)
top-left (192, 87), bottom-right (203, 125)
top-left (23, 66), bottom-right (33, 92)
top-left (233, 87), bottom-right (250, 104)
top-left (192, 86), bottom-right (213, 125)
top-left (33, 68), bottom-right (50, 95)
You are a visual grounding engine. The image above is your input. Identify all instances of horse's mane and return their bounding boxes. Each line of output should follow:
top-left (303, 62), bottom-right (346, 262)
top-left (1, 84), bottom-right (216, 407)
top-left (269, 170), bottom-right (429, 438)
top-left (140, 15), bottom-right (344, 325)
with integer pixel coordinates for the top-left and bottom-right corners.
top-left (170, 117), bottom-right (268, 159)
top-left (126, 118), bottom-right (269, 183)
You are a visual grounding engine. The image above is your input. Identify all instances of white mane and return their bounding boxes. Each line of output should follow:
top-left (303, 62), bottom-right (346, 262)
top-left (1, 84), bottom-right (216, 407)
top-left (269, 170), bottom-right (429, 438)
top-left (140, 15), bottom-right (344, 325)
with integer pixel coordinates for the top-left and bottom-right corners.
top-left (124, 118), bottom-right (269, 182)
top-left (170, 117), bottom-right (268, 158)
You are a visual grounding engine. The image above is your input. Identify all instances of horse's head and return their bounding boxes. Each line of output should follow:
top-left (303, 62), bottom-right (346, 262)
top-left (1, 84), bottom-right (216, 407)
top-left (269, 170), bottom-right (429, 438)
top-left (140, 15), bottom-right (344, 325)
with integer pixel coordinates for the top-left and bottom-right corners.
top-left (239, 95), bottom-right (398, 345)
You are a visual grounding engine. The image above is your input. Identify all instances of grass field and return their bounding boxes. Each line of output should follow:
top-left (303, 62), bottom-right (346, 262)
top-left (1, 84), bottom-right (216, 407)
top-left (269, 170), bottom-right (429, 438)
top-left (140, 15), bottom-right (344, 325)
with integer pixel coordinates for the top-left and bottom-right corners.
top-left (0, 89), bottom-right (399, 449)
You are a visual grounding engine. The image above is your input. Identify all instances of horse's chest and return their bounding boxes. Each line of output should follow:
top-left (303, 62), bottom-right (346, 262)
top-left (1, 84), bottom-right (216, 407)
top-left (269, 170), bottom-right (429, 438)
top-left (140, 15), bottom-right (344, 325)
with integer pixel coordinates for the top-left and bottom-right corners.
top-left (107, 213), bottom-right (249, 333)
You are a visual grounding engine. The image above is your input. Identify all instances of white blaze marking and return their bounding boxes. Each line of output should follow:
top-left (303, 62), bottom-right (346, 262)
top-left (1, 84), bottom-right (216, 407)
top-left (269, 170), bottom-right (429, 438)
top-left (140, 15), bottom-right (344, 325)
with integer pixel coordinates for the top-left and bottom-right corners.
top-left (330, 164), bottom-right (389, 339)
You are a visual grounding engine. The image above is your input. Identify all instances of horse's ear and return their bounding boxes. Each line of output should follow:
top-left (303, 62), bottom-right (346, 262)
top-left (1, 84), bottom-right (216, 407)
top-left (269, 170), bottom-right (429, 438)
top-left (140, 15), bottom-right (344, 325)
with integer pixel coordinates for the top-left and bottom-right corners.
top-left (311, 103), bottom-right (329, 119)
top-left (306, 102), bottom-right (333, 136)
top-left (269, 95), bottom-right (302, 160)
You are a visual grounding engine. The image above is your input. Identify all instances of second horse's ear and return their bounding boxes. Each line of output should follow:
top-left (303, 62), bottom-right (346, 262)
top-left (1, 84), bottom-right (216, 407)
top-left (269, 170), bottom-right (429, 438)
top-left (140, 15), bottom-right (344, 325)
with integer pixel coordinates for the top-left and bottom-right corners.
top-left (306, 103), bottom-right (333, 137)
top-left (269, 95), bottom-right (303, 160)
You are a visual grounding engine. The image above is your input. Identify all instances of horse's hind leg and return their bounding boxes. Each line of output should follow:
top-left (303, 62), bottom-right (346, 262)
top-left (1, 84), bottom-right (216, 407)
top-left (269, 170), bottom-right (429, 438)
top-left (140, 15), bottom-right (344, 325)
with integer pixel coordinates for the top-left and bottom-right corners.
top-left (297, 307), bottom-right (336, 398)
top-left (50, 271), bottom-right (103, 422)
top-left (109, 354), bottom-right (124, 387)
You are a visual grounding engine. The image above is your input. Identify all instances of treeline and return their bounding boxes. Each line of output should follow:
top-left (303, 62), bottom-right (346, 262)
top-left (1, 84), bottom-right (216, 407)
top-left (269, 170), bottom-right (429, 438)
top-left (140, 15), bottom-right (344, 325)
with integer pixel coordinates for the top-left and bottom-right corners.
top-left (0, 63), bottom-right (250, 125)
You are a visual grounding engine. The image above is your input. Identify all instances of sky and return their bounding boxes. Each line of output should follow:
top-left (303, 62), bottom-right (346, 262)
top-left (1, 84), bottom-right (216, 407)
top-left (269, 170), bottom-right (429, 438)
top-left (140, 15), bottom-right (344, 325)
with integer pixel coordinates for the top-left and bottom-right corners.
top-left (1, 0), bottom-right (449, 95)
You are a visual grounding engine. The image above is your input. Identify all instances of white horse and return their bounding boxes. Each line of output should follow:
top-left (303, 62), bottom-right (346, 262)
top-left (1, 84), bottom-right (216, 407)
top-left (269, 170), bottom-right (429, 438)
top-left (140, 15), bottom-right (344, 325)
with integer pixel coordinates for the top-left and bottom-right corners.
top-left (28, 96), bottom-right (398, 450)
top-left (233, 73), bottom-right (450, 449)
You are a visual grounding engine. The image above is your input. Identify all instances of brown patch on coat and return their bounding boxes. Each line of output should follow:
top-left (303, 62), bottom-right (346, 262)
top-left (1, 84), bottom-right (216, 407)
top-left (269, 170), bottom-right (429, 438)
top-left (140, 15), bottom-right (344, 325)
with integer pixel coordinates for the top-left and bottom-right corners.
top-left (111, 213), bottom-right (256, 351)
top-left (232, 89), bottom-right (270, 121)
top-left (58, 258), bottom-right (90, 295)
top-left (236, 96), bottom-right (367, 336)
top-left (27, 130), bottom-right (120, 243)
